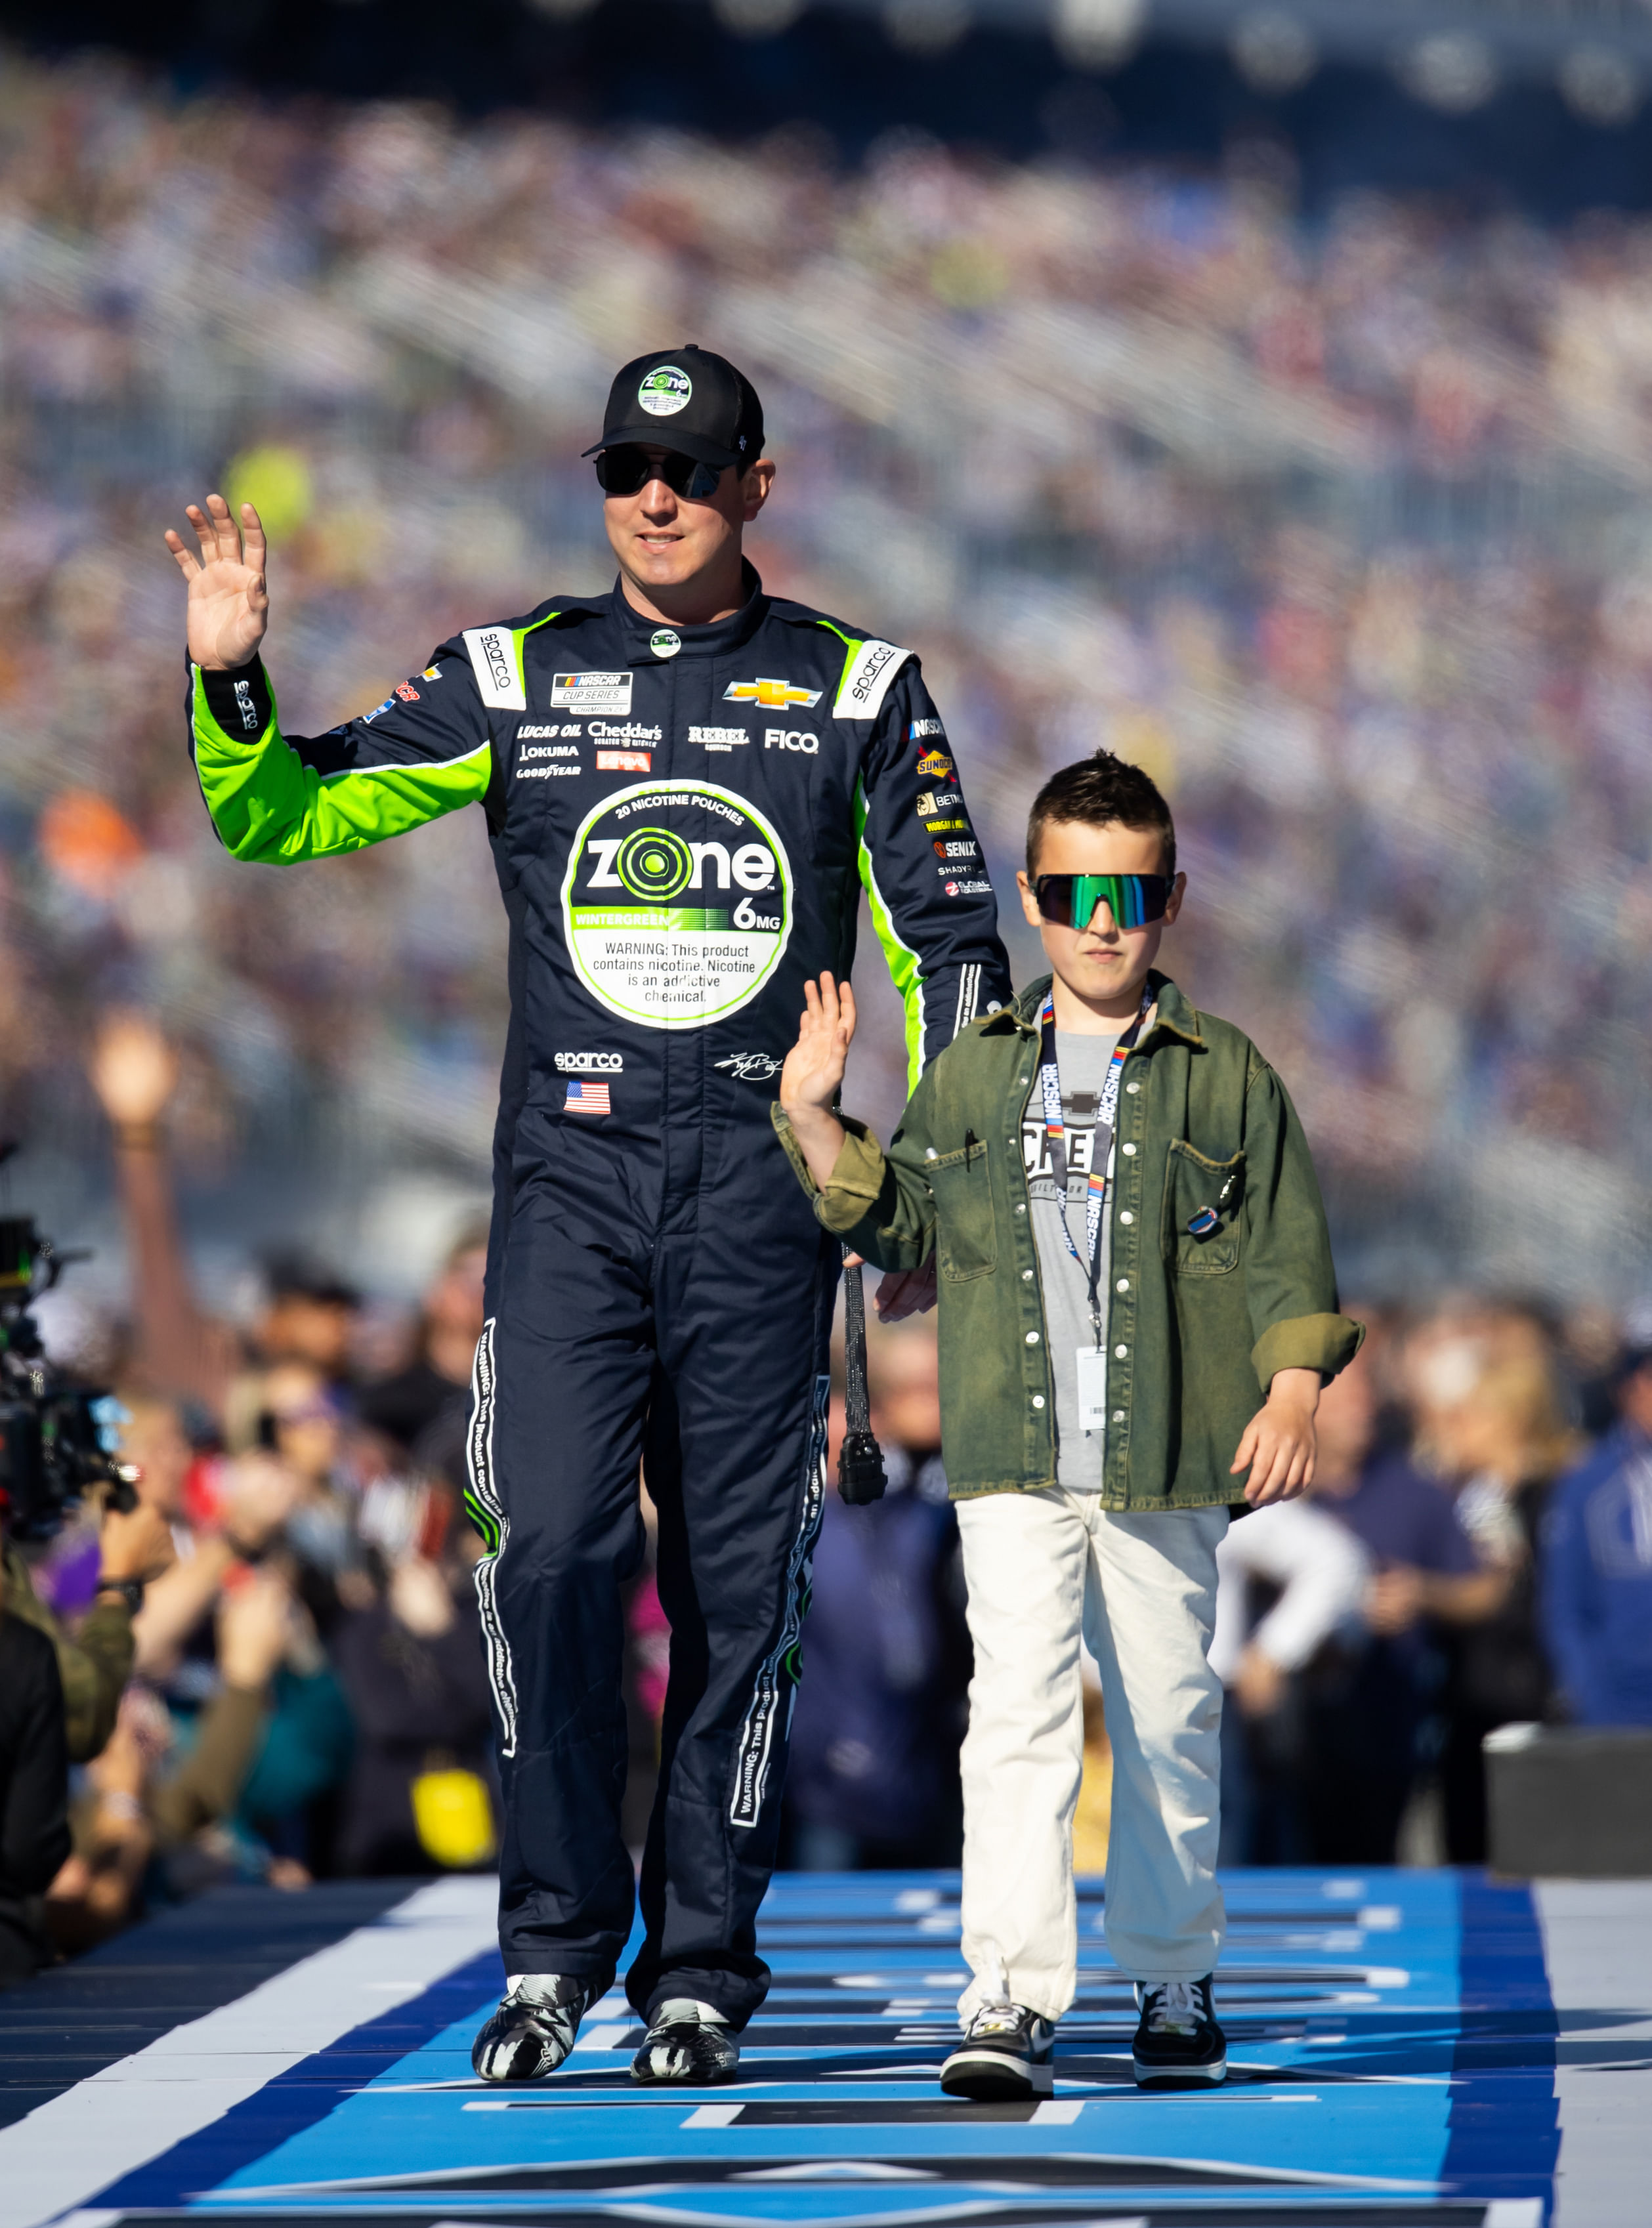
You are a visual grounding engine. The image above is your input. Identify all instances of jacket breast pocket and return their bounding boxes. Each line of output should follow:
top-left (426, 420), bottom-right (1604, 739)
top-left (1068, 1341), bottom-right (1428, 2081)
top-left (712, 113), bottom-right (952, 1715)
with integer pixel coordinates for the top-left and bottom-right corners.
top-left (1161, 1141), bottom-right (1244, 1276)
top-left (928, 1140), bottom-right (996, 1282)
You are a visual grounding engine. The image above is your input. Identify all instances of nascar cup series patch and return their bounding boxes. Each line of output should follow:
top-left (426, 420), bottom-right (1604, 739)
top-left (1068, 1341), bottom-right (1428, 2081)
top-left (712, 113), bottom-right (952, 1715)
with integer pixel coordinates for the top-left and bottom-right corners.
top-left (561, 781), bottom-right (792, 1028)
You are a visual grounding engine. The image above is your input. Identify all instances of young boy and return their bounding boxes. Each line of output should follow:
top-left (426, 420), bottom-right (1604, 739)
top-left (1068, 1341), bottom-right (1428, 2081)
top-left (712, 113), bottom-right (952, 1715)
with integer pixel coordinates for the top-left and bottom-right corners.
top-left (773, 750), bottom-right (1361, 2097)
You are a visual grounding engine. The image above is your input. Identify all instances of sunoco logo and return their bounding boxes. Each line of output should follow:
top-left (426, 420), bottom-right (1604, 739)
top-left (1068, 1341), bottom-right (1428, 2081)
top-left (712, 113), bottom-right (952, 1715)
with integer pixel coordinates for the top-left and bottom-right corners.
top-left (638, 365), bottom-right (691, 417)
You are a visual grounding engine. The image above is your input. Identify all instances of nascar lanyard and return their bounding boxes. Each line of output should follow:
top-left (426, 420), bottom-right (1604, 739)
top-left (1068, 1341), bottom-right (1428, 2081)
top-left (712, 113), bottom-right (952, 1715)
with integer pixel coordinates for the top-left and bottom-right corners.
top-left (1037, 984), bottom-right (1151, 1347)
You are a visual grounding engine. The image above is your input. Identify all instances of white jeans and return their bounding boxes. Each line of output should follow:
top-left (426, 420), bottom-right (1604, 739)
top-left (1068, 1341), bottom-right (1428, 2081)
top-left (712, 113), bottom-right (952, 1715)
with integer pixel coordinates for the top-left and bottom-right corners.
top-left (954, 1489), bottom-right (1228, 2021)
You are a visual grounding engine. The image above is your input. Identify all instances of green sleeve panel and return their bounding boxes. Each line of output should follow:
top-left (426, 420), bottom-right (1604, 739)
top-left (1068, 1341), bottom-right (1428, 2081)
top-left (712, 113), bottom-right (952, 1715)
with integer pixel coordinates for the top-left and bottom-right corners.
top-left (190, 665), bottom-right (493, 864)
top-left (853, 774), bottom-right (927, 1095)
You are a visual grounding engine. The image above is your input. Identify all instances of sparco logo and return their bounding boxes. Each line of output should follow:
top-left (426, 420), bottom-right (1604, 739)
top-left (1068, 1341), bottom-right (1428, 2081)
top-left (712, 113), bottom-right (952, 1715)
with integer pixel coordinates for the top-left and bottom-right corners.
top-left (847, 641), bottom-right (897, 708)
top-left (233, 678), bottom-right (258, 732)
top-left (477, 629), bottom-right (513, 696)
top-left (555, 1051), bottom-right (623, 1074)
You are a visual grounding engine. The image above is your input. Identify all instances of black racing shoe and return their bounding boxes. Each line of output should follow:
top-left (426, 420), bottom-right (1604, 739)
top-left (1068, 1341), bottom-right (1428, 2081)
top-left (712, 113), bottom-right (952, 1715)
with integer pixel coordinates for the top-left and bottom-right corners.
top-left (1132, 1977), bottom-right (1227, 2088)
top-left (630, 1998), bottom-right (740, 2085)
top-left (471, 1975), bottom-right (595, 2084)
top-left (940, 2002), bottom-right (1055, 2100)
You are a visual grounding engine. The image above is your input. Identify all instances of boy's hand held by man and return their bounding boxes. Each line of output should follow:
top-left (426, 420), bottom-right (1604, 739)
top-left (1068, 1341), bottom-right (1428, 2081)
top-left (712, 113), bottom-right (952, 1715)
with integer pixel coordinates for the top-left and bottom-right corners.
top-left (1232, 1366), bottom-right (1320, 1506)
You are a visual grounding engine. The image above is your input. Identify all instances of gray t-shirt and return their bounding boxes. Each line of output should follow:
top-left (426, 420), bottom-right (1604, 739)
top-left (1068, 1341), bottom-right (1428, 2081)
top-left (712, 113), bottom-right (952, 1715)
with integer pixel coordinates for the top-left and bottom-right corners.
top-left (1022, 1028), bottom-right (1120, 1494)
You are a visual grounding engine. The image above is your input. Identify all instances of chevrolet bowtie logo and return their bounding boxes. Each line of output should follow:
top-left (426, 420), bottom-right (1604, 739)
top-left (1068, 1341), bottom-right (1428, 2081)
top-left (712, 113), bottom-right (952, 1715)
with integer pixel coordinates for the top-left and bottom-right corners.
top-left (723, 677), bottom-right (823, 710)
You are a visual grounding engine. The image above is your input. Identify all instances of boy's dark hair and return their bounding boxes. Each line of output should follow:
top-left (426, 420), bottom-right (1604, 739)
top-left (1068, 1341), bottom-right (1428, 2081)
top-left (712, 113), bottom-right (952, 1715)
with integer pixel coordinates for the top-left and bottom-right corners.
top-left (1026, 751), bottom-right (1176, 879)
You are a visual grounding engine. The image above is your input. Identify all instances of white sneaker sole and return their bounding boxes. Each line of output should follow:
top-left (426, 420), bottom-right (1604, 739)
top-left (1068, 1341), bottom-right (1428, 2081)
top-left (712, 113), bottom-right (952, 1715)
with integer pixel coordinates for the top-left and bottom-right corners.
top-left (940, 2046), bottom-right (1055, 2100)
top-left (1133, 2051), bottom-right (1227, 2088)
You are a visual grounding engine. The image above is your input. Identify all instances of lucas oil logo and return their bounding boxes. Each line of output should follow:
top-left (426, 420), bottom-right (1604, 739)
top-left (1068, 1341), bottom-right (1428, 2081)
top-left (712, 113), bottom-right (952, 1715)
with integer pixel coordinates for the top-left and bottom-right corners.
top-left (638, 365), bottom-right (692, 417)
top-left (561, 781), bottom-right (793, 1030)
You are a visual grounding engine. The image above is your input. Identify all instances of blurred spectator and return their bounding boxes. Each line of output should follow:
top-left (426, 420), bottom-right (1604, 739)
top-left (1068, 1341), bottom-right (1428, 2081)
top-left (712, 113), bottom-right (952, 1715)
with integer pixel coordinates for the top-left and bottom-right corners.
top-left (782, 1320), bottom-right (970, 1870)
top-left (48, 1565), bottom-right (318, 1944)
top-left (1303, 1343), bottom-right (1505, 1863)
top-left (331, 1520), bottom-right (496, 1875)
top-left (0, 1611), bottom-right (70, 1986)
top-left (88, 1013), bottom-right (240, 1418)
top-left (253, 1257), bottom-right (362, 1389)
top-left (1541, 1341), bottom-right (1652, 1727)
top-left (3, 1487), bottom-right (175, 1764)
top-left (1409, 1311), bottom-right (1580, 1861)
top-left (1210, 1497), bottom-right (1368, 1866)
top-left (358, 1224), bottom-right (488, 1454)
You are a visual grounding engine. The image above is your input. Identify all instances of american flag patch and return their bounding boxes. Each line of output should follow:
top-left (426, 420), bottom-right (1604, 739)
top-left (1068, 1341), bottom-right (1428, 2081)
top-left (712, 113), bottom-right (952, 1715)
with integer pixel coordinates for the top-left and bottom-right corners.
top-left (564, 1080), bottom-right (611, 1115)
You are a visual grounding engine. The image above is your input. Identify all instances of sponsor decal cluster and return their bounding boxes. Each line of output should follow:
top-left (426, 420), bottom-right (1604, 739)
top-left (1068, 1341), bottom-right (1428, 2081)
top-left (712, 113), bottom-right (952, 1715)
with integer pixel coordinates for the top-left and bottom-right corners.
top-left (555, 1051), bottom-right (623, 1074)
top-left (553, 671), bottom-right (631, 715)
top-left (562, 780), bottom-right (793, 1030)
top-left (725, 678), bottom-right (822, 711)
top-left (689, 725), bottom-right (749, 751)
top-left (638, 364), bottom-right (692, 416)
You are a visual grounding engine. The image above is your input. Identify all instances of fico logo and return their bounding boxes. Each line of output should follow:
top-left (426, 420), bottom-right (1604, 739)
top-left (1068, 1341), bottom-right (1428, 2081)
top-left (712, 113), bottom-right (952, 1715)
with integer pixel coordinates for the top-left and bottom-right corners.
top-left (764, 729), bottom-right (818, 755)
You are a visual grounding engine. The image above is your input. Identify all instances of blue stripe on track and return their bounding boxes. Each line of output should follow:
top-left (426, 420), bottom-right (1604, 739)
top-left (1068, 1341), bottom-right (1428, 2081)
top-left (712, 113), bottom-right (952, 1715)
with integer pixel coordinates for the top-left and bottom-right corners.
top-left (1443, 1869), bottom-right (1558, 2212)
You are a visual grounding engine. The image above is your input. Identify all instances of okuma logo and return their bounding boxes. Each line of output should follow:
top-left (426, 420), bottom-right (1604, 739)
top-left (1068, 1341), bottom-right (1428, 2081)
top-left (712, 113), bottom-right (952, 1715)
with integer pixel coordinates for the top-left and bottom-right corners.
top-left (562, 781), bottom-right (794, 1030)
top-left (638, 365), bottom-right (692, 417)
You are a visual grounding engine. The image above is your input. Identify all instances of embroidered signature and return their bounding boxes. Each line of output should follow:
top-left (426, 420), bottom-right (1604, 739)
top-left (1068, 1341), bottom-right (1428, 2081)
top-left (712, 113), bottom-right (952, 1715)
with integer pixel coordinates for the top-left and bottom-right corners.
top-left (715, 1052), bottom-right (782, 1082)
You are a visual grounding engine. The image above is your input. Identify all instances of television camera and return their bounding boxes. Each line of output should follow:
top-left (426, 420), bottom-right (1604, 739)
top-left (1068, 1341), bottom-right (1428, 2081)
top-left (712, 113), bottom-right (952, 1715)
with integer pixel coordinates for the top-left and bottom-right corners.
top-left (0, 1186), bottom-right (131, 1542)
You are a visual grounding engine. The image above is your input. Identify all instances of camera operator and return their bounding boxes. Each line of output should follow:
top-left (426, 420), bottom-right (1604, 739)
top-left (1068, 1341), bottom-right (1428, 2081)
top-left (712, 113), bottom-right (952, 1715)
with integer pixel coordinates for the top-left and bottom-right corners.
top-left (0, 1607), bottom-right (71, 1985)
top-left (3, 1487), bottom-right (176, 1762)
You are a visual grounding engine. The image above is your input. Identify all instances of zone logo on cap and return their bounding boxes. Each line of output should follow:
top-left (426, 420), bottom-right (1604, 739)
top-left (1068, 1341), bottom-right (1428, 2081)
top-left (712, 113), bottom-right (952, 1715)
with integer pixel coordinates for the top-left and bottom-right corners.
top-left (724, 678), bottom-right (823, 711)
top-left (639, 365), bottom-right (692, 417)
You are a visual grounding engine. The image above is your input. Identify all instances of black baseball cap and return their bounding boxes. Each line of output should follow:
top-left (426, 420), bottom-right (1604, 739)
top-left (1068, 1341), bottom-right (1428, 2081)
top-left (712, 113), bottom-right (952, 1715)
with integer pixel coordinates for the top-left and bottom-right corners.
top-left (583, 345), bottom-right (765, 473)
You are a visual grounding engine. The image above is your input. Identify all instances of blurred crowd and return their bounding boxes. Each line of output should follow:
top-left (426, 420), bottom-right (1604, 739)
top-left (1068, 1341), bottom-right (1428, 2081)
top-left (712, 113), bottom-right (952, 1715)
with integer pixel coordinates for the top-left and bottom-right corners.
top-left (1, 50), bottom-right (1652, 1293)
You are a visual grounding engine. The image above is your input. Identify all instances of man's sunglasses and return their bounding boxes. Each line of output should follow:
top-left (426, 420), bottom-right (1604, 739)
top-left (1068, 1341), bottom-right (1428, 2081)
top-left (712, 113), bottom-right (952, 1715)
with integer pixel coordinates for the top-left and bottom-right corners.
top-left (593, 446), bottom-right (726, 500)
top-left (1033, 872), bottom-right (1175, 931)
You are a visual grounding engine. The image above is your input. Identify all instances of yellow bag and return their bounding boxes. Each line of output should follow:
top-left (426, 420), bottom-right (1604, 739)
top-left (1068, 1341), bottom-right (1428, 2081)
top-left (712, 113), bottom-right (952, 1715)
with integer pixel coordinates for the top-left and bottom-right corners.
top-left (411, 1767), bottom-right (497, 1869)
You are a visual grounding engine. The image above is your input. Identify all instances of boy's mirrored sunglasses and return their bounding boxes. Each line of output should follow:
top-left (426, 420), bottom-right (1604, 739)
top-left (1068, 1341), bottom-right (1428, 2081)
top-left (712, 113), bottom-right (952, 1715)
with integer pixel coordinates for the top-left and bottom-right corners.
top-left (1034, 872), bottom-right (1175, 931)
top-left (593, 445), bottom-right (725, 500)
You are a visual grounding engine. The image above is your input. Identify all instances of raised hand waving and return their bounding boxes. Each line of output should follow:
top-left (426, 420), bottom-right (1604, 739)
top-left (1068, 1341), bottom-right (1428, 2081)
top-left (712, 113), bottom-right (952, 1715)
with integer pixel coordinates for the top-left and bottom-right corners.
top-left (163, 492), bottom-right (270, 672)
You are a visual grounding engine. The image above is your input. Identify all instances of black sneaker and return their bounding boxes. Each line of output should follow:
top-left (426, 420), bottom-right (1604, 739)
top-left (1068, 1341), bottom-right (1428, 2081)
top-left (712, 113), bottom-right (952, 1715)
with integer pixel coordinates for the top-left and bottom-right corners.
top-left (471, 1975), bottom-right (596, 2084)
top-left (1132, 1976), bottom-right (1227, 2088)
top-left (940, 2002), bottom-right (1055, 2100)
top-left (630, 1998), bottom-right (740, 2085)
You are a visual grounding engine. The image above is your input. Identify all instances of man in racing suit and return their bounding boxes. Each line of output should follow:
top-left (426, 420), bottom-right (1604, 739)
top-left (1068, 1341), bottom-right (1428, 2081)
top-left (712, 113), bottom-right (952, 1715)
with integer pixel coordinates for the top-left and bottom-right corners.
top-left (167, 345), bottom-right (1010, 2084)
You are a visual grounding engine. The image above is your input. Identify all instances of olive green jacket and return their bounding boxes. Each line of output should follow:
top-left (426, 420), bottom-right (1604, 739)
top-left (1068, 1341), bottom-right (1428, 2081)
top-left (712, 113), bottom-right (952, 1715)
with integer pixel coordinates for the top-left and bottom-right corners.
top-left (773, 972), bottom-right (1362, 1508)
top-left (3, 1540), bottom-right (135, 1763)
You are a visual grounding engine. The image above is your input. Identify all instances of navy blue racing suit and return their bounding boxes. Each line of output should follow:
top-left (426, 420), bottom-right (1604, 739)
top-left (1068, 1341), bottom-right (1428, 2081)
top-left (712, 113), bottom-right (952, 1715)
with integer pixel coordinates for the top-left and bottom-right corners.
top-left (188, 565), bottom-right (1011, 2021)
